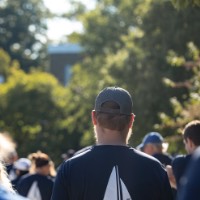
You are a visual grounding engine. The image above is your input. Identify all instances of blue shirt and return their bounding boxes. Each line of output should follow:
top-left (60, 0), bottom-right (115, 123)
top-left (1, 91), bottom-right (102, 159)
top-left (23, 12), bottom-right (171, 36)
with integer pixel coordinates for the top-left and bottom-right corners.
top-left (0, 186), bottom-right (27, 200)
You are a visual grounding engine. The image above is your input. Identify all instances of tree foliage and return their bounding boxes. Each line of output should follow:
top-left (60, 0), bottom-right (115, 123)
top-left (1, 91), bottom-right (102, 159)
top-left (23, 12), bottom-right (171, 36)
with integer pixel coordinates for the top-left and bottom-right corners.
top-left (157, 43), bottom-right (200, 153)
top-left (66, 0), bottom-right (200, 148)
top-left (0, 50), bottom-right (83, 164)
top-left (1, 0), bottom-right (200, 159)
top-left (171, 0), bottom-right (200, 9)
top-left (0, 0), bottom-right (51, 71)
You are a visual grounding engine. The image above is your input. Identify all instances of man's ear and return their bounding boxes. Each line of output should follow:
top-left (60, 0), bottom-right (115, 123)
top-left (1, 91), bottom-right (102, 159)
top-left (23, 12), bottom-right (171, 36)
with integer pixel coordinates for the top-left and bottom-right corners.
top-left (91, 110), bottom-right (97, 125)
top-left (188, 138), bottom-right (196, 149)
top-left (128, 113), bottom-right (135, 128)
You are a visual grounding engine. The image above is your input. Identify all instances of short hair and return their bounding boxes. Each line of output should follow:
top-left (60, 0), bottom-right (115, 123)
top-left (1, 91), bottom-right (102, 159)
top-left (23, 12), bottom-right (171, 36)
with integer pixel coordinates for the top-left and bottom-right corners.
top-left (183, 120), bottom-right (200, 146)
top-left (95, 101), bottom-right (132, 131)
top-left (29, 151), bottom-right (50, 168)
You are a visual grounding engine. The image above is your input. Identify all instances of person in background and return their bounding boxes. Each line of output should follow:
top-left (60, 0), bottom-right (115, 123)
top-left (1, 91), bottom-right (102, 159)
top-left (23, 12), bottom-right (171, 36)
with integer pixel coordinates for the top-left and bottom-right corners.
top-left (171, 120), bottom-right (200, 192)
top-left (61, 149), bottom-right (75, 161)
top-left (137, 132), bottom-right (173, 166)
top-left (17, 151), bottom-right (54, 200)
top-left (177, 146), bottom-right (200, 200)
top-left (138, 132), bottom-right (176, 199)
top-left (0, 133), bottom-right (18, 181)
top-left (51, 86), bottom-right (173, 200)
top-left (11, 158), bottom-right (31, 189)
top-left (0, 132), bottom-right (28, 200)
top-left (57, 149), bottom-right (76, 172)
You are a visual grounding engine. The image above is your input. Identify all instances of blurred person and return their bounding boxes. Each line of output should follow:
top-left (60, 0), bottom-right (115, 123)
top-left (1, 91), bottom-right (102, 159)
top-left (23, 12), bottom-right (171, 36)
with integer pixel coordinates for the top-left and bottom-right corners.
top-left (177, 146), bottom-right (200, 200)
top-left (0, 132), bottom-right (28, 200)
top-left (137, 132), bottom-right (173, 166)
top-left (11, 158), bottom-right (31, 189)
top-left (17, 151), bottom-right (54, 200)
top-left (137, 132), bottom-right (176, 199)
top-left (0, 133), bottom-right (18, 181)
top-left (61, 149), bottom-right (75, 161)
top-left (57, 149), bottom-right (76, 172)
top-left (172, 120), bottom-right (200, 190)
top-left (51, 86), bottom-right (173, 200)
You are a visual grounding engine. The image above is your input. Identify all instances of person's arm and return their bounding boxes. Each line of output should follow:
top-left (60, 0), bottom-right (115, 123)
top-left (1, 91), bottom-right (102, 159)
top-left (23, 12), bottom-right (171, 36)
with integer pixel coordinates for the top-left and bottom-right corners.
top-left (166, 165), bottom-right (177, 189)
top-left (51, 162), bottom-right (69, 200)
top-left (160, 167), bottom-right (174, 200)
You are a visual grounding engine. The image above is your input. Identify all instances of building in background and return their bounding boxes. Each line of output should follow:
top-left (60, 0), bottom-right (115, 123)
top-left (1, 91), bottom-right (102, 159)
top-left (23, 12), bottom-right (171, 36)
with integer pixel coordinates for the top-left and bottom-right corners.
top-left (48, 43), bottom-right (83, 85)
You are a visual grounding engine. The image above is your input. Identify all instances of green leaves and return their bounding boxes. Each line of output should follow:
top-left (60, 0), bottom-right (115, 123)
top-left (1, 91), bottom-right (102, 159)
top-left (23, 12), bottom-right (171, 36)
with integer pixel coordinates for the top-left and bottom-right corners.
top-left (0, 0), bottom-right (50, 70)
top-left (66, 0), bottom-right (200, 150)
top-left (172, 0), bottom-right (200, 9)
top-left (0, 53), bottom-right (78, 164)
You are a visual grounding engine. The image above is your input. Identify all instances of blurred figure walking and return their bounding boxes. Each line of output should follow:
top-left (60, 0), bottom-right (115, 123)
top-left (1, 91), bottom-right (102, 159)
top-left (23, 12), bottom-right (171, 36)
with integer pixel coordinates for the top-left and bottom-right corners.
top-left (0, 132), bottom-right (28, 200)
top-left (17, 151), bottom-right (54, 200)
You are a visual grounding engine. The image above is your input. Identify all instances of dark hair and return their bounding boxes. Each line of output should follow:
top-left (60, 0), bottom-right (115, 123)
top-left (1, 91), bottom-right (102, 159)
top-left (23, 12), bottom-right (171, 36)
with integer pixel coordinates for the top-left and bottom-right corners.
top-left (95, 101), bottom-right (132, 131)
top-left (183, 120), bottom-right (200, 146)
top-left (29, 151), bottom-right (50, 168)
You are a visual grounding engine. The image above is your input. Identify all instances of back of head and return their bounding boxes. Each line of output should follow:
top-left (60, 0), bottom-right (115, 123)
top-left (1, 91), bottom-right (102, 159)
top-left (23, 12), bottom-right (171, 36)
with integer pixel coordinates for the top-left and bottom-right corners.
top-left (137, 132), bottom-right (170, 155)
top-left (183, 120), bottom-right (200, 146)
top-left (94, 87), bottom-right (133, 131)
top-left (137, 132), bottom-right (164, 150)
top-left (28, 151), bottom-right (56, 177)
top-left (29, 151), bottom-right (50, 169)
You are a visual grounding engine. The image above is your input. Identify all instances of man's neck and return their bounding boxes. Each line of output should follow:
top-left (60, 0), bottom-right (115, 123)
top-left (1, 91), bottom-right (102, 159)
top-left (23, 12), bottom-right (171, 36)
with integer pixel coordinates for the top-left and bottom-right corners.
top-left (95, 126), bottom-right (127, 146)
top-left (96, 141), bottom-right (127, 146)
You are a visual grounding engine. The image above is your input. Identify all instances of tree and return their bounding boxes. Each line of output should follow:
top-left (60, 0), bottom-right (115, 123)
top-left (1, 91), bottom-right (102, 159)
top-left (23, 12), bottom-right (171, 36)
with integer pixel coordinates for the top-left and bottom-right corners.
top-left (0, 48), bottom-right (16, 79)
top-left (66, 0), bottom-right (200, 147)
top-left (0, 0), bottom-right (51, 71)
top-left (157, 42), bottom-right (200, 153)
top-left (171, 0), bottom-right (200, 9)
top-left (0, 51), bottom-right (82, 164)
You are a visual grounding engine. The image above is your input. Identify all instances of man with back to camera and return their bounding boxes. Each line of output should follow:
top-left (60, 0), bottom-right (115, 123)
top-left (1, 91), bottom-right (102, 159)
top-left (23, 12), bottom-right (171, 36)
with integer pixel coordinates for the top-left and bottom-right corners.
top-left (51, 86), bottom-right (173, 200)
top-left (171, 120), bottom-right (200, 191)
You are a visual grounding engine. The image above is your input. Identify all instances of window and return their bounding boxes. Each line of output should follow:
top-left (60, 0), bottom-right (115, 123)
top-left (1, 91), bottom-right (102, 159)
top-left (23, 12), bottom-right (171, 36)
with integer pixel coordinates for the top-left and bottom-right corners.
top-left (64, 65), bottom-right (72, 85)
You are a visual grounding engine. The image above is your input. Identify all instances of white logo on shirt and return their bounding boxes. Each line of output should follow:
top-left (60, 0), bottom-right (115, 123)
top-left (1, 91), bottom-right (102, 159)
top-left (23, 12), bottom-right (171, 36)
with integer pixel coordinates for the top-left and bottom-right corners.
top-left (27, 181), bottom-right (42, 200)
top-left (103, 166), bottom-right (132, 200)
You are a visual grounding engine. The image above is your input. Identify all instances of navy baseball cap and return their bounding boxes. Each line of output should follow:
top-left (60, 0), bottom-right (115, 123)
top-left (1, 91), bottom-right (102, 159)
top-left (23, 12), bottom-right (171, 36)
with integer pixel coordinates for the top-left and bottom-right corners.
top-left (94, 86), bottom-right (133, 115)
top-left (137, 132), bottom-right (164, 150)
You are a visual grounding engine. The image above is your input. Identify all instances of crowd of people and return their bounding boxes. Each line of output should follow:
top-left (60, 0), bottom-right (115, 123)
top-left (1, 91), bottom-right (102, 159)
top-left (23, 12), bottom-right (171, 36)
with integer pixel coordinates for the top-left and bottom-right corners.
top-left (0, 86), bottom-right (199, 200)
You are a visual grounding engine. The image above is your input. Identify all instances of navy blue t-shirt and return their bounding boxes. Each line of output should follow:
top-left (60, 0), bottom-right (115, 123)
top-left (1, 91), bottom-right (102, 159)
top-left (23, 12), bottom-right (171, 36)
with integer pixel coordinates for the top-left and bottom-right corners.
top-left (177, 148), bottom-right (200, 200)
top-left (51, 145), bottom-right (173, 200)
top-left (153, 153), bottom-right (173, 166)
top-left (17, 173), bottom-right (54, 200)
top-left (172, 154), bottom-right (191, 189)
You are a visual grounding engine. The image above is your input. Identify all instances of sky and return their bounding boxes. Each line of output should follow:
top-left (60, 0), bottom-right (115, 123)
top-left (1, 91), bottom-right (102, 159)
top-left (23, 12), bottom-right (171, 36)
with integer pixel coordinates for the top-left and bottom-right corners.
top-left (43, 0), bottom-right (96, 42)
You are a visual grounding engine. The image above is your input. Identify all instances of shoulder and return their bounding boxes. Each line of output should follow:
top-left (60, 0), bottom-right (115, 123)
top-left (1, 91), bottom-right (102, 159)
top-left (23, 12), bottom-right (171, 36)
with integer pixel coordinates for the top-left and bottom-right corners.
top-left (131, 148), bottom-right (165, 170)
top-left (172, 154), bottom-right (191, 167)
top-left (73, 145), bottom-right (93, 156)
top-left (154, 153), bottom-right (172, 160)
top-left (133, 148), bottom-right (161, 162)
top-left (0, 187), bottom-right (27, 200)
top-left (57, 147), bottom-right (93, 174)
top-left (17, 173), bottom-right (32, 183)
top-left (153, 153), bottom-right (173, 165)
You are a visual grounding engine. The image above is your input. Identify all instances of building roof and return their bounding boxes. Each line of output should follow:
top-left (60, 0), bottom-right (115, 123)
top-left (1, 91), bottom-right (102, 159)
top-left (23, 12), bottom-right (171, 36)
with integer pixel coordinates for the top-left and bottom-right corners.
top-left (48, 43), bottom-right (83, 54)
